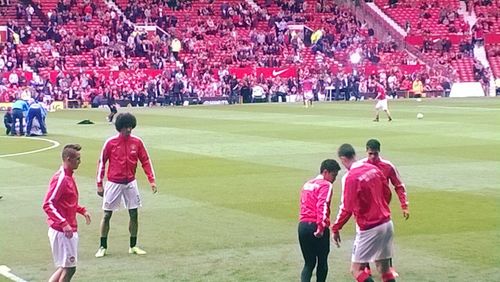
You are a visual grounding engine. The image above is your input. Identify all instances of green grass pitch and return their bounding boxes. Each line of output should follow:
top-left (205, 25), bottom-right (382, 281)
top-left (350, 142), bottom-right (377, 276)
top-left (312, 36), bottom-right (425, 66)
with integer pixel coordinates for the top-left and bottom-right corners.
top-left (0, 97), bottom-right (499, 281)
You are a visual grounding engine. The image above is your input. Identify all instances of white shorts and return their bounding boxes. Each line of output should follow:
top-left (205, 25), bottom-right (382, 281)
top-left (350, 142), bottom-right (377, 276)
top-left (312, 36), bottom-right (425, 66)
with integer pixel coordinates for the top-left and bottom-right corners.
top-left (304, 91), bottom-right (313, 100)
top-left (48, 227), bottom-right (78, 268)
top-left (351, 220), bottom-right (394, 263)
top-left (102, 180), bottom-right (142, 211)
top-left (375, 99), bottom-right (388, 111)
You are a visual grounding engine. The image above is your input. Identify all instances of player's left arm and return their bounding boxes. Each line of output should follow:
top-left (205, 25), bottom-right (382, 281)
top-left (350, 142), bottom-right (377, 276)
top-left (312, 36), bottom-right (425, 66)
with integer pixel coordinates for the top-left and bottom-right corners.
top-left (76, 205), bottom-right (91, 225)
top-left (389, 166), bottom-right (409, 219)
top-left (314, 182), bottom-right (333, 238)
top-left (138, 139), bottom-right (157, 193)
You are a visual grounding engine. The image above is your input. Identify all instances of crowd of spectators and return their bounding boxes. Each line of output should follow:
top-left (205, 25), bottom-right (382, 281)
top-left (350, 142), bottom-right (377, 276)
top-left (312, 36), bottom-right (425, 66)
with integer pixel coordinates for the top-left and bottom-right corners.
top-left (0, 0), bottom-right (468, 106)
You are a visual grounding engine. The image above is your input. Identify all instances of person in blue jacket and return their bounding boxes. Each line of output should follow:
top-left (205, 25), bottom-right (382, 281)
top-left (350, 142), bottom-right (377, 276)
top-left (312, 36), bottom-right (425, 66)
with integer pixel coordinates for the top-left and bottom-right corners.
top-left (26, 98), bottom-right (48, 136)
top-left (10, 98), bottom-right (29, 136)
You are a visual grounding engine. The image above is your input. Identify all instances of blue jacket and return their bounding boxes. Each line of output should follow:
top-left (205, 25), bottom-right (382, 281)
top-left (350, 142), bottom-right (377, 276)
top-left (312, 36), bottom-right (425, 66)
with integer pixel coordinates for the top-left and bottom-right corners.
top-left (12, 100), bottom-right (29, 113)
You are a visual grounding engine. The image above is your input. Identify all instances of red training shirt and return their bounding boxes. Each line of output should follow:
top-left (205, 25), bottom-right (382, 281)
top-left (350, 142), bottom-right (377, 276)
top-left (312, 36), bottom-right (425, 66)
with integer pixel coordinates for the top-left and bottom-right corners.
top-left (43, 167), bottom-right (86, 232)
top-left (331, 161), bottom-right (391, 233)
top-left (97, 134), bottom-right (156, 186)
top-left (360, 156), bottom-right (409, 210)
top-left (299, 175), bottom-right (333, 234)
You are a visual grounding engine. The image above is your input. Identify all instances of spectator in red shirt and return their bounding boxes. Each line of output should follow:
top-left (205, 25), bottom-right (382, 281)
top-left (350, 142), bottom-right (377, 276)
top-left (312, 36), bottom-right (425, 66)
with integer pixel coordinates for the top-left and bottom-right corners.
top-left (332, 144), bottom-right (396, 282)
top-left (298, 159), bottom-right (341, 282)
top-left (42, 144), bottom-right (91, 282)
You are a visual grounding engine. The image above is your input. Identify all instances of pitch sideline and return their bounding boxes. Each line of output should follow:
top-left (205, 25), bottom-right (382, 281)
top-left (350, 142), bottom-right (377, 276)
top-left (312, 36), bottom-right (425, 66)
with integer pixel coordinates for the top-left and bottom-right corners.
top-left (0, 136), bottom-right (60, 158)
top-left (0, 265), bottom-right (28, 282)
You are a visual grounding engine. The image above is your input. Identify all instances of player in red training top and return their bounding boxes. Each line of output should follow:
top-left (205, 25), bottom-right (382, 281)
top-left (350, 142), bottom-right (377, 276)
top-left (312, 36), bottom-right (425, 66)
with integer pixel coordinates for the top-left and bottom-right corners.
top-left (373, 82), bottom-right (392, 122)
top-left (363, 139), bottom-right (409, 219)
top-left (298, 159), bottom-right (341, 282)
top-left (95, 112), bottom-right (157, 258)
top-left (302, 78), bottom-right (314, 108)
top-left (43, 144), bottom-right (91, 282)
top-left (332, 144), bottom-right (397, 282)
top-left (361, 138), bottom-right (409, 277)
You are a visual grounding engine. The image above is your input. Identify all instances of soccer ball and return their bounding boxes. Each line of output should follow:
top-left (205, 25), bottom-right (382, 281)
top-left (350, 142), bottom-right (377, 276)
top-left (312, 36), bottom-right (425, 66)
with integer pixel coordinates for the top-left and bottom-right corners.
top-left (417, 113), bottom-right (424, 119)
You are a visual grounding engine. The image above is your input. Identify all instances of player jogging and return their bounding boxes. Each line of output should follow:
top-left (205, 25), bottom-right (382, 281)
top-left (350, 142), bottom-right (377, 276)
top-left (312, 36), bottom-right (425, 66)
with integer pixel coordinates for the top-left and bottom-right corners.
top-left (373, 82), bottom-right (392, 122)
top-left (106, 92), bottom-right (117, 123)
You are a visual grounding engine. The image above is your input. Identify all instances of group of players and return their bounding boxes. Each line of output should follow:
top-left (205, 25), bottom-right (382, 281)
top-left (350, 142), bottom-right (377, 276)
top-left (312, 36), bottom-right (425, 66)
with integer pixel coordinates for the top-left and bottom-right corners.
top-left (42, 112), bottom-right (156, 281)
top-left (298, 139), bottom-right (409, 282)
top-left (40, 105), bottom-right (399, 282)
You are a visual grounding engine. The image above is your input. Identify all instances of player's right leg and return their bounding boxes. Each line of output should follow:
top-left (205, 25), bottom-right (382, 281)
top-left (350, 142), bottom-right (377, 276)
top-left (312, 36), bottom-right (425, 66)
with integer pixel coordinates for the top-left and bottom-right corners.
top-left (351, 263), bottom-right (374, 282)
top-left (315, 229), bottom-right (330, 282)
top-left (96, 211), bottom-right (113, 257)
top-left (97, 181), bottom-right (123, 257)
top-left (96, 181), bottom-right (123, 257)
top-left (59, 267), bottom-right (76, 282)
top-left (48, 267), bottom-right (63, 282)
top-left (298, 222), bottom-right (317, 282)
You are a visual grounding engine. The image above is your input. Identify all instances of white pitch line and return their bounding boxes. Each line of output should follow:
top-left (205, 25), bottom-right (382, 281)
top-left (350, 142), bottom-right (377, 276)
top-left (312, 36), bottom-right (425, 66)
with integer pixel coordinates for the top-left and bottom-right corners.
top-left (0, 265), bottom-right (28, 282)
top-left (0, 136), bottom-right (60, 158)
top-left (417, 105), bottom-right (500, 111)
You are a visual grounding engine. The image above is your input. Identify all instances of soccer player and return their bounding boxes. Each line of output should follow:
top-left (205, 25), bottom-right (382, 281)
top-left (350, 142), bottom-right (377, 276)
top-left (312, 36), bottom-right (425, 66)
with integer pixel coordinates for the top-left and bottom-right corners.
top-left (361, 139), bottom-right (409, 277)
top-left (106, 92), bottom-right (117, 123)
top-left (373, 82), bottom-right (392, 122)
top-left (43, 144), bottom-right (91, 282)
top-left (332, 144), bottom-right (397, 282)
top-left (95, 113), bottom-right (157, 258)
top-left (302, 78), bottom-right (314, 108)
top-left (363, 139), bottom-right (409, 219)
top-left (298, 159), bottom-right (341, 282)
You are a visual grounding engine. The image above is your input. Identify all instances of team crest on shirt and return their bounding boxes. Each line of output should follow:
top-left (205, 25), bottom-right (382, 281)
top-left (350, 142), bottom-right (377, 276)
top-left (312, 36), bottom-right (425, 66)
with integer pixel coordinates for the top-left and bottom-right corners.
top-left (130, 144), bottom-right (137, 154)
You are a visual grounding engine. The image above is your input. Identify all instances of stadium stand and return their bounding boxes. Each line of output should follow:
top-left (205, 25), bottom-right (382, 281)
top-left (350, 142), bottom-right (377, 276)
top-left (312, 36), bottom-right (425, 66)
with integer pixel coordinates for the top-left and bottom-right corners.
top-left (0, 0), bottom-right (498, 107)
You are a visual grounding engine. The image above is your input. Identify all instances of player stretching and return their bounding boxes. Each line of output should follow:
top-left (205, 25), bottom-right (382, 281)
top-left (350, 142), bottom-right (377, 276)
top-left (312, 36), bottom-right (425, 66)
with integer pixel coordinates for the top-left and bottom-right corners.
top-left (298, 159), bottom-right (341, 282)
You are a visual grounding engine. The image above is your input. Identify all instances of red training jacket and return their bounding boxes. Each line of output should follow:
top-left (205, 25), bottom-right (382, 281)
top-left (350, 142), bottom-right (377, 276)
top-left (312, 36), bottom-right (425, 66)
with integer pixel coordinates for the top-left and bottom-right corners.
top-left (331, 161), bottom-right (391, 233)
top-left (43, 167), bottom-right (86, 232)
top-left (299, 175), bottom-right (333, 234)
top-left (360, 156), bottom-right (409, 210)
top-left (96, 134), bottom-right (155, 187)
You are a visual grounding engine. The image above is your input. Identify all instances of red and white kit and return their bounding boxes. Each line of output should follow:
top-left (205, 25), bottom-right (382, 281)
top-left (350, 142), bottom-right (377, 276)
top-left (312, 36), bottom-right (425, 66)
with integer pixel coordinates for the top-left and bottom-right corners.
top-left (332, 161), bottom-right (393, 263)
top-left (360, 156), bottom-right (409, 210)
top-left (97, 134), bottom-right (155, 210)
top-left (375, 84), bottom-right (388, 111)
top-left (299, 175), bottom-right (333, 234)
top-left (43, 167), bottom-right (86, 267)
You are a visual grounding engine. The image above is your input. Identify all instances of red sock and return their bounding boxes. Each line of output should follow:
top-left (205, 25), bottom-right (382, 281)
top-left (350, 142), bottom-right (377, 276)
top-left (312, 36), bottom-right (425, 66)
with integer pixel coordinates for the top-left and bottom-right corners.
top-left (382, 271), bottom-right (396, 282)
top-left (356, 271), bottom-right (372, 282)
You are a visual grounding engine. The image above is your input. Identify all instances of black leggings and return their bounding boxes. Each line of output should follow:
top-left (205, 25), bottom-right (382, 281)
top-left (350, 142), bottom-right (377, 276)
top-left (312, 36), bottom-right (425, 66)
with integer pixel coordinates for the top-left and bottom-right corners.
top-left (298, 222), bottom-right (330, 282)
